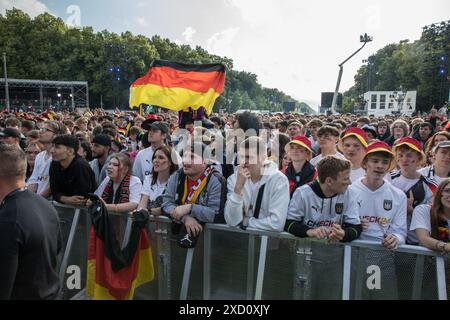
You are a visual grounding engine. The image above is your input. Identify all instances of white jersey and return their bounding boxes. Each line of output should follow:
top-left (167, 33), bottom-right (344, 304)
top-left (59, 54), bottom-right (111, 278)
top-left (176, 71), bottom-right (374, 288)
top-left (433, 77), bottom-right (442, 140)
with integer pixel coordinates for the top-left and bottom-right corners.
top-left (418, 165), bottom-right (448, 187)
top-left (141, 175), bottom-right (167, 201)
top-left (95, 175), bottom-right (142, 204)
top-left (287, 181), bottom-right (360, 228)
top-left (26, 150), bottom-right (52, 196)
top-left (132, 146), bottom-right (182, 182)
top-left (389, 170), bottom-right (437, 244)
top-left (348, 178), bottom-right (407, 244)
top-left (310, 151), bottom-right (345, 167)
top-left (410, 204), bottom-right (450, 237)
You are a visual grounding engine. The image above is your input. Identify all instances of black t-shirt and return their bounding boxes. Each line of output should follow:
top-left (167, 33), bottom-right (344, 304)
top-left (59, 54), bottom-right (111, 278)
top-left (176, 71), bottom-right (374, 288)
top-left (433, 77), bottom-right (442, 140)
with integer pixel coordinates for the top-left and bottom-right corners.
top-left (49, 155), bottom-right (96, 202)
top-left (0, 189), bottom-right (62, 299)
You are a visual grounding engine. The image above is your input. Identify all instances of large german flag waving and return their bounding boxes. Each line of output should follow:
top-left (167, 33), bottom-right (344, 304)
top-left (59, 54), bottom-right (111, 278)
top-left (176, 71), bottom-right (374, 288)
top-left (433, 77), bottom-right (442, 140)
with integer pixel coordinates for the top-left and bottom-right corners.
top-left (86, 206), bottom-right (154, 300)
top-left (129, 60), bottom-right (226, 115)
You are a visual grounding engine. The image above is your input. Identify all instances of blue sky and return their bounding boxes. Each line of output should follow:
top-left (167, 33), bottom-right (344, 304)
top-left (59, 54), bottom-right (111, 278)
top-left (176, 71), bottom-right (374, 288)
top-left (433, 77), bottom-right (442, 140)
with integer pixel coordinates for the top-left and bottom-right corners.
top-left (1, 0), bottom-right (449, 110)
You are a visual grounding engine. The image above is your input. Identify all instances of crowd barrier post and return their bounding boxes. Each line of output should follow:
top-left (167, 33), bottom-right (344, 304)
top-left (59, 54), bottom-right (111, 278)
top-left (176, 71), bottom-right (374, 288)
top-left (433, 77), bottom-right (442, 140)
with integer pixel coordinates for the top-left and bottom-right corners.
top-left (180, 248), bottom-right (195, 300)
top-left (202, 227), bottom-right (212, 299)
top-left (436, 256), bottom-right (448, 300)
top-left (246, 234), bottom-right (256, 300)
top-left (412, 255), bottom-right (425, 299)
top-left (342, 245), bottom-right (352, 300)
top-left (254, 236), bottom-right (268, 300)
top-left (58, 207), bottom-right (81, 299)
top-left (153, 219), bottom-right (172, 300)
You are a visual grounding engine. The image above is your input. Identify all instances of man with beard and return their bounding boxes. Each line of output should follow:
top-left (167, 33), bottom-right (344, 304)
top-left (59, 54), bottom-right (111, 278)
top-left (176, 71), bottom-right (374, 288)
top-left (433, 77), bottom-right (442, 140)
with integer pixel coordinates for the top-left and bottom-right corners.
top-left (162, 142), bottom-right (226, 246)
top-left (89, 134), bottom-right (112, 186)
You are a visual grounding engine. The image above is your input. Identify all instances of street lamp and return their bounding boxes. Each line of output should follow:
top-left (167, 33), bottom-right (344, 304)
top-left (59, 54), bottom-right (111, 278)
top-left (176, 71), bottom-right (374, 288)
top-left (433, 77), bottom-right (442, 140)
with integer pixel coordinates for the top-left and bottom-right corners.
top-left (331, 33), bottom-right (373, 114)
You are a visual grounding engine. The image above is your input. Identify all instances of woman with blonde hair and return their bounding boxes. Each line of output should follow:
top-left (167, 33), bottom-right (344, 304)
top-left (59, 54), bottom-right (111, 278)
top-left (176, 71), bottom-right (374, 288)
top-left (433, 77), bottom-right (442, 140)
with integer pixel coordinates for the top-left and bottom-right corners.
top-left (89, 153), bottom-right (142, 213)
top-left (384, 119), bottom-right (409, 146)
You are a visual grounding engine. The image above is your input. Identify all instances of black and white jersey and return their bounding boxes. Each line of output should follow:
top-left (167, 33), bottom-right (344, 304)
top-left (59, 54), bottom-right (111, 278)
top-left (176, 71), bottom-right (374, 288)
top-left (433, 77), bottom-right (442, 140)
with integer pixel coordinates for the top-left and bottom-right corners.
top-left (287, 181), bottom-right (360, 228)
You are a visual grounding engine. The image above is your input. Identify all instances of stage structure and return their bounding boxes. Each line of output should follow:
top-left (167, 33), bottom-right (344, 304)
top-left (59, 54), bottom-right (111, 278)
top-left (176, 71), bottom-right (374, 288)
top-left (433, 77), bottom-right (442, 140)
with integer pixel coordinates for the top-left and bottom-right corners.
top-left (0, 78), bottom-right (89, 110)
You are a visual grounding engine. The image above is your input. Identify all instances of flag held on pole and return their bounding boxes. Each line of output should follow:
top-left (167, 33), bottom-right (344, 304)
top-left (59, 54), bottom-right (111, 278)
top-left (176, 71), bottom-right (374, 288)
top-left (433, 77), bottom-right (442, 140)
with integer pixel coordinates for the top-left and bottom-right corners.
top-left (129, 60), bottom-right (226, 115)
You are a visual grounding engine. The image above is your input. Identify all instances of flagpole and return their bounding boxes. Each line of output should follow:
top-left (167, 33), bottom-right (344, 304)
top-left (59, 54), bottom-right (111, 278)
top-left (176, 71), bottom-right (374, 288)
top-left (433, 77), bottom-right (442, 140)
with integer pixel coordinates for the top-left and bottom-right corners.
top-left (3, 52), bottom-right (10, 113)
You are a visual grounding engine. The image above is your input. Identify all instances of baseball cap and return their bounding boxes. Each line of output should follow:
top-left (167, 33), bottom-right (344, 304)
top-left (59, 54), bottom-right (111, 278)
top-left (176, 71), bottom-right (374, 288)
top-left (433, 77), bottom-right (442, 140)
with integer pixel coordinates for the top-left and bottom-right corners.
top-left (361, 124), bottom-right (378, 140)
top-left (341, 127), bottom-right (368, 148)
top-left (149, 121), bottom-right (169, 134)
top-left (445, 122), bottom-right (450, 131)
top-left (363, 141), bottom-right (396, 171)
top-left (0, 128), bottom-right (21, 138)
top-left (92, 134), bottom-right (112, 147)
top-left (432, 140), bottom-right (450, 153)
top-left (287, 135), bottom-right (312, 153)
top-left (393, 137), bottom-right (422, 154)
top-left (141, 115), bottom-right (161, 130)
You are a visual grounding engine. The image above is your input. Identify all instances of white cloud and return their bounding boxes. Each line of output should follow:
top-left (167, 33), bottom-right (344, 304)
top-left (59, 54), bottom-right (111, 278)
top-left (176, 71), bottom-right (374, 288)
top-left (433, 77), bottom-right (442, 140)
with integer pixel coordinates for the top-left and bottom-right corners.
top-left (182, 26), bottom-right (196, 43)
top-left (137, 17), bottom-right (148, 27)
top-left (206, 27), bottom-right (239, 57)
top-left (0, 0), bottom-right (49, 18)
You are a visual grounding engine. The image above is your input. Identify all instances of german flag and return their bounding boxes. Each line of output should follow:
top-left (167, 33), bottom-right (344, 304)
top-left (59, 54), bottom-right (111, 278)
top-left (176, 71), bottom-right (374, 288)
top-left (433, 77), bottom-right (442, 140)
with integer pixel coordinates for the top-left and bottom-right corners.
top-left (129, 60), bottom-right (226, 115)
top-left (117, 127), bottom-right (128, 137)
top-left (86, 207), bottom-right (154, 300)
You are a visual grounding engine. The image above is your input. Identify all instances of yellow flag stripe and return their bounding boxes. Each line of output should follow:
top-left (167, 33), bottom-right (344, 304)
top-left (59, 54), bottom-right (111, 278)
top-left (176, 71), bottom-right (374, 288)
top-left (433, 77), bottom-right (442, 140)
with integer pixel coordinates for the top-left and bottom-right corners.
top-left (130, 84), bottom-right (220, 115)
top-left (86, 247), bottom-right (154, 300)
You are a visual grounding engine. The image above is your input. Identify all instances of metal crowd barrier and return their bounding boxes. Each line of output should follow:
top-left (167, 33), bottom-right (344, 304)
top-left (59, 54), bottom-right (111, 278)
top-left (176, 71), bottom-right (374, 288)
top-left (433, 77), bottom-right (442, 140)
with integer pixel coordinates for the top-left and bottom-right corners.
top-left (52, 202), bottom-right (449, 300)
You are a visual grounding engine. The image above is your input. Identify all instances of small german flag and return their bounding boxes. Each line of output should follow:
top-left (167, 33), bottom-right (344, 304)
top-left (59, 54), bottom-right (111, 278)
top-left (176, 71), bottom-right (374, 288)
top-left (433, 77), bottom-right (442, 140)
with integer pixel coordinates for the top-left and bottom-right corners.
top-left (129, 60), bottom-right (226, 115)
top-left (86, 207), bottom-right (154, 300)
top-left (117, 127), bottom-right (128, 137)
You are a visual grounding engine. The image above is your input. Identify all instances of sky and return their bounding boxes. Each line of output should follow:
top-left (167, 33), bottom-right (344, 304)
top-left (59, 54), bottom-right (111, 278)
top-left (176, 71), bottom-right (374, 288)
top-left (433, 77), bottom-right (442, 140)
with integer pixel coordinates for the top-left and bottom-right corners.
top-left (1, 0), bottom-right (449, 110)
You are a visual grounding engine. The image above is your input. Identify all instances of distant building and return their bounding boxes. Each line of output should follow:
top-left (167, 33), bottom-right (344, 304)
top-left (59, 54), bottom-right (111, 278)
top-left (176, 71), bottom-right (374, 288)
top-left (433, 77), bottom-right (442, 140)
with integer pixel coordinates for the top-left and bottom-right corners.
top-left (358, 90), bottom-right (417, 117)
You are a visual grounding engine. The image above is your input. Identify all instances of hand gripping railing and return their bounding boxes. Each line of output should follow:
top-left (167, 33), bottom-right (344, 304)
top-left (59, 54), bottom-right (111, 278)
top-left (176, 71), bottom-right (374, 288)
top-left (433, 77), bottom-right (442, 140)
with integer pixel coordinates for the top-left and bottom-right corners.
top-left (51, 202), bottom-right (448, 300)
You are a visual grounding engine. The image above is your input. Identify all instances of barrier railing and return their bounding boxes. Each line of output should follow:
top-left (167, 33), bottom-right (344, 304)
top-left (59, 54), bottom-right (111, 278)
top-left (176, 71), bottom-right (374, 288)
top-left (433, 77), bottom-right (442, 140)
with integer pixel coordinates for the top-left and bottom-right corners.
top-left (52, 202), bottom-right (449, 300)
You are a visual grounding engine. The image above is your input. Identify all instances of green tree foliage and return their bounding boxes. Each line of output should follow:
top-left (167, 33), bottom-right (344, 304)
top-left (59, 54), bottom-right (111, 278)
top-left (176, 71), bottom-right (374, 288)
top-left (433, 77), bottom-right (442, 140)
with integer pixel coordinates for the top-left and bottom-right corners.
top-left (0, 9), bottom-right (312, 112)
top-left (344, 20), bottom-right (450, 112)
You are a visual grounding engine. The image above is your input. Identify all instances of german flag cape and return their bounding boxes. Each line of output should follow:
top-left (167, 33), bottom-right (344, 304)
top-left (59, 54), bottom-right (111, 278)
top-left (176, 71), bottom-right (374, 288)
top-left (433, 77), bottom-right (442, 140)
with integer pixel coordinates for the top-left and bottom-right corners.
top-left (86, 205), bottom-right (154, 300)
top-left (129, 60), bottom-right (226, 115)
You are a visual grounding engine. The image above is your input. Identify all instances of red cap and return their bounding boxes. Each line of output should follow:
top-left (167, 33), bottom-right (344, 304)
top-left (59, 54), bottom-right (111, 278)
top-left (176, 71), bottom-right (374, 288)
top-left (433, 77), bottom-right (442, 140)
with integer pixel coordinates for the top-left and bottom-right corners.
top-left (393, 137), bottom-right (422, 154)
top-left (146, 114), bottom-right (158, 120)
top-left (341, 127), bottom-right (368, 148)
top-left (287, 135), bottom-right (312, 153)
top-left (364, 141), bottom-right (396, 171)
top-left (445, 121), bottom-right (450, 130)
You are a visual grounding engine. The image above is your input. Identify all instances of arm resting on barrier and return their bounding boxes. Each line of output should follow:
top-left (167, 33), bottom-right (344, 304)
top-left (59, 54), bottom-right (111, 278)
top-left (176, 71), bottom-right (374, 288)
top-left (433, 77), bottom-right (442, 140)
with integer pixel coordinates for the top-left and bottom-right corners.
top-left (284, 219), bottom-right (311, 238)
top-left (341, 223), bottom-right (362, 242)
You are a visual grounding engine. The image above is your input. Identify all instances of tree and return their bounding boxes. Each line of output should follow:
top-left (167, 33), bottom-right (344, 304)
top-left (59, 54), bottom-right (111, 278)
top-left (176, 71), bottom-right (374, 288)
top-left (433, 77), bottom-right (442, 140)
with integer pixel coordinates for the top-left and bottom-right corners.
top-left (0, 9), bottom-right (301, 110)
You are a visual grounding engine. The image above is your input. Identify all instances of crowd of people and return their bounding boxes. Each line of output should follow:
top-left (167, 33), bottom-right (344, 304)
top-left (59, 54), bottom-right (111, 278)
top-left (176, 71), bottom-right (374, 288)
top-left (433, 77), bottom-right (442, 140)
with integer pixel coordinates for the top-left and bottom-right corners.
top-left (0, 104), bottom-right (449, 299)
